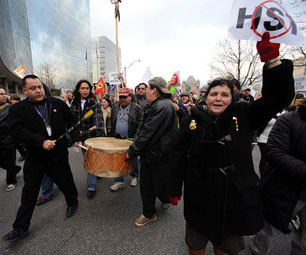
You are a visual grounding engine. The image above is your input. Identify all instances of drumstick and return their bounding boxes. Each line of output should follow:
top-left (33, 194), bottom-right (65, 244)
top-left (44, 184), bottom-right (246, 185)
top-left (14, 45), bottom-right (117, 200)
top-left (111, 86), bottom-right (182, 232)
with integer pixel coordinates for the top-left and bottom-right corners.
top-left (56, 109), bottom-right (94, 143)
top-left (89, 126), bottom-right (96, 132)
top-left (78, 144), bottom-right (88, 150)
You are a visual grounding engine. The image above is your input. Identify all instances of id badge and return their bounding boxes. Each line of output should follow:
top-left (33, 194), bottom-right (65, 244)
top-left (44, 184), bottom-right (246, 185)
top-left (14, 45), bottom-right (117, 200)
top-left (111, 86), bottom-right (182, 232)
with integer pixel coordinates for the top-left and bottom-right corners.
top-left (46, 125), bottom-right (52, 136)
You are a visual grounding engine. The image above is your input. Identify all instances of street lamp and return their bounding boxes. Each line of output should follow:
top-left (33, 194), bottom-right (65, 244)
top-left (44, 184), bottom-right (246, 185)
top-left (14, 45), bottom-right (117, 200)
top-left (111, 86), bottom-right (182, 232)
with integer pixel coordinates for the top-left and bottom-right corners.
top-left (124, 59), bottom-right (140, 86)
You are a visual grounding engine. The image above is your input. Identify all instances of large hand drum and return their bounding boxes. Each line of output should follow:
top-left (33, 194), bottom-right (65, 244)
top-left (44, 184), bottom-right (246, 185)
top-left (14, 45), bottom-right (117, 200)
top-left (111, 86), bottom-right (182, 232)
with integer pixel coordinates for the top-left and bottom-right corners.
top-left (84, 137), bottom-right (135, 178)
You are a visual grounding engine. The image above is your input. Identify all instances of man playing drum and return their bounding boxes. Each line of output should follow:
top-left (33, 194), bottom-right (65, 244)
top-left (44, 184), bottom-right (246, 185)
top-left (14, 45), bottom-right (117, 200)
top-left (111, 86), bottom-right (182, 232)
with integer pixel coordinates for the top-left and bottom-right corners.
top-left (127, 77), bottom-right (178, 227)
top-left (110, 87), bottom-right (143, 191)
top-left (3, 75), bottom-right (81, 242)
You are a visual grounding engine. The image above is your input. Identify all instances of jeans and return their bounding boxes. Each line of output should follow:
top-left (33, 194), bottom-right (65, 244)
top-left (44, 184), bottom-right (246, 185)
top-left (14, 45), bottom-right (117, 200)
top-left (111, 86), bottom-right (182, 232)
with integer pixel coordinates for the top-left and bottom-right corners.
top-left (87, 173), bottom-right (97, 191)
top-left (115, 156), bottom-right (139, 183)
top-left (41, 175), bottom-right (54, 198)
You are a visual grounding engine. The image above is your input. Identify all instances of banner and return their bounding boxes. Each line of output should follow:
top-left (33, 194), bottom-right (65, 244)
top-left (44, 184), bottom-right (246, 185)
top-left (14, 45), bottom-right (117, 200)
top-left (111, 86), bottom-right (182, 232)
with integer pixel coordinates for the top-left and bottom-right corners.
top-left (169, 71), bottom-right (180, 87)
top-left (228, 0), bottom-right (306, 47)
top-left (14, 65), bottom-right (30, 78)
top-left (95, 76), bottom-right (106, 96)
top-left (141, 66), bottom-right (153, 84)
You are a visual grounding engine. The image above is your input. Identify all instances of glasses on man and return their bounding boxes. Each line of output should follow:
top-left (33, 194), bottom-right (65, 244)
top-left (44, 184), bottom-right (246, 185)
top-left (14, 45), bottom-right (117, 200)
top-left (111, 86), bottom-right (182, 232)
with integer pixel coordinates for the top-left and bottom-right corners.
top-left (119, 96), bottom-right (128, 99)
top-left (139, 87), bottom-right (146, 90)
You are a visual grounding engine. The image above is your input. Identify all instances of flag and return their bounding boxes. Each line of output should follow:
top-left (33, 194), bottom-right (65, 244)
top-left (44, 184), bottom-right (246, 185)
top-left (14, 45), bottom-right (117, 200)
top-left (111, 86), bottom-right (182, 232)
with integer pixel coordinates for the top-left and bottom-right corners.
top-left (95, 76), bottom-right (106, 96)
top-left (96, 48), bottom-right (98, 59)
top-left (85, 50), bottom-right (87, 61)
top-left (141, 66), bottom-right (153, 84)
top-left (170, 71), bottom-right (180, 86)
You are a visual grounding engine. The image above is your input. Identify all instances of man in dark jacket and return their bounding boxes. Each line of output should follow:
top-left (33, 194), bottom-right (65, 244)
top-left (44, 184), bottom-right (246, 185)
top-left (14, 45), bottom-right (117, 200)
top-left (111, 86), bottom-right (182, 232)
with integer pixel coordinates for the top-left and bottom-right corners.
top-left (3, 75), bottom-right (81, 242)
top-left (128, 77), bottom-right (178, 227)
top-left (110, 87), bottom-right (143, 190)
top-left (0, 87), bottom-right (21, 191)
top-left (250, 97), bottom-right (306, 255)
top-left (135, 82), bottom-right (149, 109)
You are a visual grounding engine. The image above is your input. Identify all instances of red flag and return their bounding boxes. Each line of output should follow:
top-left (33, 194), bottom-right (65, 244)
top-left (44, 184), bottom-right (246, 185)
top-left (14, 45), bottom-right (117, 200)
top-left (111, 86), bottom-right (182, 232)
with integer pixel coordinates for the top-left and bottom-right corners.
top-left (85, 50), bottom-right (88, 60)
top-left (95, 76), bottom-right (106, 96)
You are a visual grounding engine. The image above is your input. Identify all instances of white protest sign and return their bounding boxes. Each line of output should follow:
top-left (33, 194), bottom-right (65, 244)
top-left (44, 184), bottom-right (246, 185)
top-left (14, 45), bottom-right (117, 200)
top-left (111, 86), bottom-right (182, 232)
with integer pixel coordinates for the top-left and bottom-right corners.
top-left (228, 0), bottom-right (306, 47)
top-left (109, 71), bottom-right (124, 85)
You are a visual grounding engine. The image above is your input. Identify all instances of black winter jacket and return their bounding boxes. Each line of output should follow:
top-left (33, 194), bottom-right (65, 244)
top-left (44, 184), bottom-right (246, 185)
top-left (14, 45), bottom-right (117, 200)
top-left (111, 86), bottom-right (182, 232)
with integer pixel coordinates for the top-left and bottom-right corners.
top-left (128, 96), bottom-right (177, 163)
top-left (111, 101), bottom-right (143, 138)
top-left (0, 103), bottom-right (14, 147)
top-left (168, 60), bottom-right (295, 244)
top-left (260, 105), bottom-right (306, 234)
top-left (9, 97), bottom-right (81, 163)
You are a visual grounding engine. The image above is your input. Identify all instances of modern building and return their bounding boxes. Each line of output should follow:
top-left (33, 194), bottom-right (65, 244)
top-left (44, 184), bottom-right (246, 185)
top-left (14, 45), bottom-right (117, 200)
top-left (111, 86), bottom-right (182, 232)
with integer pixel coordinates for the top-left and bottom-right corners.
top-left (0, 0), bottom-right (92, 94)
top-left (92, 36), bottom-right (121, 84)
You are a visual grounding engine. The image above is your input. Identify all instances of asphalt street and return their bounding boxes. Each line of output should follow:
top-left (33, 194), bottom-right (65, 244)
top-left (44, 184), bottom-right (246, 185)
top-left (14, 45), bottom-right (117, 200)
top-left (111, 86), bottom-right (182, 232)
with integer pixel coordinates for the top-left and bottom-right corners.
top-left (0, 146), bottom-right (296, 255)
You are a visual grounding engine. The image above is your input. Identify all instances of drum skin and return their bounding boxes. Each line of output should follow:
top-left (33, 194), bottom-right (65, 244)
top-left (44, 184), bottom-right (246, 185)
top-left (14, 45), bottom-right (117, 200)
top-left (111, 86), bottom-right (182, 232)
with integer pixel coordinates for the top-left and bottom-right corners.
top-left (84, 137), bottom-right (135, 178)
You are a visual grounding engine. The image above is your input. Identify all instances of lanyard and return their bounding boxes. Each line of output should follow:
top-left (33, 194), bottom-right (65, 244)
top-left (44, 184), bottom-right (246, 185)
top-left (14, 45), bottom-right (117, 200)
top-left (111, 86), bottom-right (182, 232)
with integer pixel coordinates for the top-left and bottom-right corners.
top-left (34, 102), bottom-right (48, 124)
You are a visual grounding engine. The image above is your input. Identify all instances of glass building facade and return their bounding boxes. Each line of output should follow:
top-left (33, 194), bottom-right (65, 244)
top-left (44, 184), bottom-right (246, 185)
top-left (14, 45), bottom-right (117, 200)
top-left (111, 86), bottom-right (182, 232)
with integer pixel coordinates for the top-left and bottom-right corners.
top-left (92, 36), bottom-right (121, 84)
top-left (0, 0), bottom-right (92, 92)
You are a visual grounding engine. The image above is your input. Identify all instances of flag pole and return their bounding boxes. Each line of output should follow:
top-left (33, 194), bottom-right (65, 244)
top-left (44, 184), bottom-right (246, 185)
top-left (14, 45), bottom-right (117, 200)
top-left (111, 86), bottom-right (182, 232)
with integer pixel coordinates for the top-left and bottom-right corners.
top-left (113, 0), bottom-right (124, 96)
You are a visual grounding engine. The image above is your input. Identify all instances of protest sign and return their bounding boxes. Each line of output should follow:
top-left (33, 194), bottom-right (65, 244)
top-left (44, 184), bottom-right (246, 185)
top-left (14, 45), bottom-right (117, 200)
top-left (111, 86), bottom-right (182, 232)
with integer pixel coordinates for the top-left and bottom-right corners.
top-left (14, 65), bottom-right (30, 78)
top-left (170, 71), bottom-right (180, 87)
top-left (228, 0), bottom-right (306, 47)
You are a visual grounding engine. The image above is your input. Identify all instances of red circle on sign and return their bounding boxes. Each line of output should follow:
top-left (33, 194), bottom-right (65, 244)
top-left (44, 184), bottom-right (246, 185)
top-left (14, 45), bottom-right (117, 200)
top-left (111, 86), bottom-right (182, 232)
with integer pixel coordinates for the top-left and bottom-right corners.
top-left (252, 0), bottom-right (292, 39)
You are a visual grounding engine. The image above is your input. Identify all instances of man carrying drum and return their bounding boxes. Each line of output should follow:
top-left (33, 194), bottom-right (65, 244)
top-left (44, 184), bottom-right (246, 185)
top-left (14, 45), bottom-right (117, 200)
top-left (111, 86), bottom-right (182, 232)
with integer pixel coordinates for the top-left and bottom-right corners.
top-left (109, 87), bottom-right (143, 191)
top-left (127, 77), bottom-right (178, 227)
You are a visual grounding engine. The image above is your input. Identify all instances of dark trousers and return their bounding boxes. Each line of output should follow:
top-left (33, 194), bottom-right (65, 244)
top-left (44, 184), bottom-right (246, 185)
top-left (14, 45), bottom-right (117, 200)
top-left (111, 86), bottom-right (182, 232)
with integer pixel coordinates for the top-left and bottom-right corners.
top-left (13, 157), bottom-right (78, 231)
top-left (140, 161), bottom-right (170, 218)
top-left (0, 147), bottom-right (17, 185)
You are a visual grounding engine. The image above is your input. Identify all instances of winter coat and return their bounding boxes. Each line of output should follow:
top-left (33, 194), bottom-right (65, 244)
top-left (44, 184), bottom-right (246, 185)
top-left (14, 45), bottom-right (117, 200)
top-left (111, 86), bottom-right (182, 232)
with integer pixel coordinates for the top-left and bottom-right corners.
top-left (70, 96), bottom-right (104, 142)
top-left (260, 105), bottom-right (306, 234)
top-left (0, 103), bottom-right (14, 147)
top-left (128, 96), bottom-right (178, 163)
top-left (8, 97), bottom-right (81, 164)
top-left (135, 94), bottom-right (149, 110)
top-left (110, 101), bottom-right (143, 139)
top-left (168, 60), bottom-right (295, 244)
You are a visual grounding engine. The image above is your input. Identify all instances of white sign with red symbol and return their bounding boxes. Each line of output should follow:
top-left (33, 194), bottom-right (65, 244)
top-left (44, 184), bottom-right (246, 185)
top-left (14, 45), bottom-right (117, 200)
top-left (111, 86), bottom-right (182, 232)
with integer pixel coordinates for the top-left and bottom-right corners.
top-left (228, 0), bottom-right (306, 47)
top-left (170, 71), bottom-right (180, 86)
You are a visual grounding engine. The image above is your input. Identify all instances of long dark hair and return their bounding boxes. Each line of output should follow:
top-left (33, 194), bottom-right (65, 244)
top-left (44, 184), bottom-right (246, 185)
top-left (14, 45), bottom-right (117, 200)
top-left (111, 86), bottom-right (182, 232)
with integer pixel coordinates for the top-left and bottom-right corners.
top-left (72, 80), bottom-right (95, 103)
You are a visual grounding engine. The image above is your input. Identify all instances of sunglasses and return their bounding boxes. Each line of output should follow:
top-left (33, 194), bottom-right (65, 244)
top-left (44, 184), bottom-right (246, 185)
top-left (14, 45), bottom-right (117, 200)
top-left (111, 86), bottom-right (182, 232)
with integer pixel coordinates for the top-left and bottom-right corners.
top-left (119, 96), bottom-right (128, 99)
top-left (139, 87), bottom-right (146, 90)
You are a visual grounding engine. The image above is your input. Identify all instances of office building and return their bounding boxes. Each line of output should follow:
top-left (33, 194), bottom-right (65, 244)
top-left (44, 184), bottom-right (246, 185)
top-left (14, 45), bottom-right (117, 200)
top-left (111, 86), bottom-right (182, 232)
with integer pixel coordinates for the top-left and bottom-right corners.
top-left (92, 36), bottom-right (121, 84)
top-left (0, 0), bottom-right (92, 93)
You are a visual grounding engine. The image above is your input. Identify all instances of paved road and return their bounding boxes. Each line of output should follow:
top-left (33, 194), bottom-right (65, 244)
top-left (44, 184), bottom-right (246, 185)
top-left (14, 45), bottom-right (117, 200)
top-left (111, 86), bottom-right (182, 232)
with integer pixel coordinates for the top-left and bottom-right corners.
top-left (0, 146), bottom-right (295, 254)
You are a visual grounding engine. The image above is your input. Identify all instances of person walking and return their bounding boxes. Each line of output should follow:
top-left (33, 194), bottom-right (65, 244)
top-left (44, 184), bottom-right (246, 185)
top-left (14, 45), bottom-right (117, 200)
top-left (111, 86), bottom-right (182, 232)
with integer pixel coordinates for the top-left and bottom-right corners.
top-left (0, 87), bottom-right (21, 191)
top-left (70, 79), bottom-right (104, 199)
top-left (127, 77), bottom-right (178, 227)
top-left (3, 75), bottom-right (80, 242)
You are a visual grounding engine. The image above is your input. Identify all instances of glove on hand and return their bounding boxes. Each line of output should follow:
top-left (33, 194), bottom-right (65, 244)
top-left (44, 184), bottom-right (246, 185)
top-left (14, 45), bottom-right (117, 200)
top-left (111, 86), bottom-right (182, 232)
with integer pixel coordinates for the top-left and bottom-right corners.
top-left (256, 32), bottom-right (280, 62)
top-left (169, 196), bottom-right (181, 206)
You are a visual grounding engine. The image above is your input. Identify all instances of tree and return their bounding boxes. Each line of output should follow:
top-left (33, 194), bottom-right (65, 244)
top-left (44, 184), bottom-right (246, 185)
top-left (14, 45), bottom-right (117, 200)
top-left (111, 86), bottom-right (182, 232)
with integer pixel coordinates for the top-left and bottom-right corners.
top-left (209, 39), bottom-right (262, 88)
top-left (285, 0), bottom-right (306, 68)
top-left (37, 63), bottom-right (57, 89)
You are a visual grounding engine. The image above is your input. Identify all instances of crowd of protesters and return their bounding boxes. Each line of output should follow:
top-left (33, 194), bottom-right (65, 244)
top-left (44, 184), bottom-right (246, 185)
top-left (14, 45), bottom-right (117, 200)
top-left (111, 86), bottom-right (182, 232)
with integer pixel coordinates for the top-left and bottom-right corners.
top-left (0, 33), bottom-right (305, 255)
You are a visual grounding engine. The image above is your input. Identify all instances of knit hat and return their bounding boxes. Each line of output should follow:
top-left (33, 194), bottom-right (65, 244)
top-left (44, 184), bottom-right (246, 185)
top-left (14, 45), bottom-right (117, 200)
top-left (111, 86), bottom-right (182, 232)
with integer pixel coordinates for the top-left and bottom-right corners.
top-left (180, 91), bottom-right (189, 97)
top-left (148, 77), bottom-right (171, 95)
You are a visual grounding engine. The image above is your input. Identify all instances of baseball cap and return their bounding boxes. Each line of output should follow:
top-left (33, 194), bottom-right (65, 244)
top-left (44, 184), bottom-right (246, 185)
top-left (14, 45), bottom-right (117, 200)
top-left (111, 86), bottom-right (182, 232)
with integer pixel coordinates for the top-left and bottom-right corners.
top-left (119, 87), bottom-right (131, 96)
top-left (148, 77), bottom-right (171, 95)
